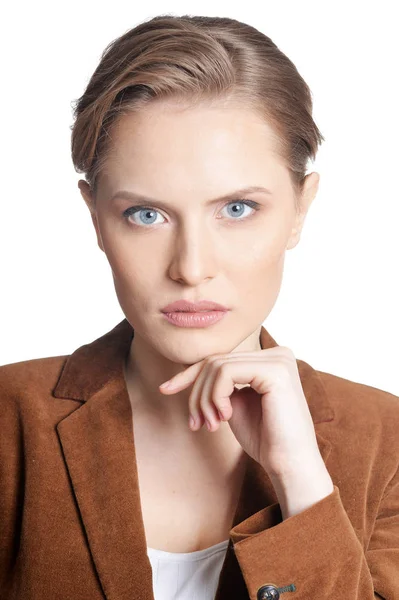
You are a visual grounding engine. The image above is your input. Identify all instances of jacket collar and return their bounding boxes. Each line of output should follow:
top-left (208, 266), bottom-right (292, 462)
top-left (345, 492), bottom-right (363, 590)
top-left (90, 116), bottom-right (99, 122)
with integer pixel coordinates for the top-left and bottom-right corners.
top-left (53, 318), bottom-right (334, 600)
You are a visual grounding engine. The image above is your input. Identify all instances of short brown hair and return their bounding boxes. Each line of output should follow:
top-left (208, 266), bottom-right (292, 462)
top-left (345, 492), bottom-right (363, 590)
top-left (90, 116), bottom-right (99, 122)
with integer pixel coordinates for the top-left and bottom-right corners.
top-left (70, 14), bottom-right (324, 208)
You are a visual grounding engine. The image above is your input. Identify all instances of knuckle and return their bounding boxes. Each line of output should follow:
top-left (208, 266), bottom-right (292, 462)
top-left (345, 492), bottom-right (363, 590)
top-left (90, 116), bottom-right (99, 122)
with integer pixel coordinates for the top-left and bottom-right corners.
top-left (279, 346), bottom-right (295, 359)
top-left (206, 353), bottom-right (222, 363)
top-left (217, 403), bottom-right (231, 420)
top-left (273, 363), bottom-right (291, 384)
top-left (218, 361), bottom-right (232, 375)
top-left (213, 357), bottom-right (225, 370)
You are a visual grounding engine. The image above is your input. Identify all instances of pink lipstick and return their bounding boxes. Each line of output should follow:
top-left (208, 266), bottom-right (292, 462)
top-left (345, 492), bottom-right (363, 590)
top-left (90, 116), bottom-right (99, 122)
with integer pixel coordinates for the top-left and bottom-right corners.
top-left (161, 299), bottom-right (230, 328)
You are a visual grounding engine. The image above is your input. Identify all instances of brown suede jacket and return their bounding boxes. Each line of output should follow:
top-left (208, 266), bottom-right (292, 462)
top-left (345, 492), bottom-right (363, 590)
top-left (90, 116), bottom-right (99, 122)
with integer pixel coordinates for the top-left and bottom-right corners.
top-left (1, 318), bottom-right (398, 599)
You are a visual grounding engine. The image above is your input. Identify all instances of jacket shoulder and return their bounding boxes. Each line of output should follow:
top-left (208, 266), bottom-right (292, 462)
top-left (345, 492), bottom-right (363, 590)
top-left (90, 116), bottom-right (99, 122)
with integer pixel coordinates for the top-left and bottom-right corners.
top-left (316, 368), bottom-right (399, 452)
top-left (316, 367), bottom-right (399, 410)
top-left (0, 355), bottom-right (69, 407)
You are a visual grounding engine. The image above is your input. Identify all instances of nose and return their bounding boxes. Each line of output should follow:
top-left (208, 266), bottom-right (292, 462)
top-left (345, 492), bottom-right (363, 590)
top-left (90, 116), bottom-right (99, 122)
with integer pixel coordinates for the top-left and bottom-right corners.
top-left (167, 219), bottom-right (219, 285)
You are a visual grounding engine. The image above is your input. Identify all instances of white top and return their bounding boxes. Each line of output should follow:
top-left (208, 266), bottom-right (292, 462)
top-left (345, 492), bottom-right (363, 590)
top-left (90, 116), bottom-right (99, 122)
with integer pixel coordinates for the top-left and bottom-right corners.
top-left (146, 539), bottom-right (230, 600)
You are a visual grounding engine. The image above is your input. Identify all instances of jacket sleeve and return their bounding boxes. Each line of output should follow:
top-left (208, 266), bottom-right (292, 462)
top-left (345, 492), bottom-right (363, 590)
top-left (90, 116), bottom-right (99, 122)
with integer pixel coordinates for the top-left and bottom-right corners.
top-left (230, 476), bottom-right (399, 600)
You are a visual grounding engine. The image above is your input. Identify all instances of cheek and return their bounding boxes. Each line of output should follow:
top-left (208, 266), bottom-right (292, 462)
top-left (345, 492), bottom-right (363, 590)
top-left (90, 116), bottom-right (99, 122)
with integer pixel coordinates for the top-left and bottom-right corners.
top-left (99, 222), bottom-right (146, 281)
top-left (106, 237), bottom-right (163, 308)
top-left (111, 261), bottom-right (155, 321)
top-left (112, 258), bottom-right (156, 299)
top-left (230, 226), bottom-right (288, 306)
top-left (233, 226), bottom-right (287, 273)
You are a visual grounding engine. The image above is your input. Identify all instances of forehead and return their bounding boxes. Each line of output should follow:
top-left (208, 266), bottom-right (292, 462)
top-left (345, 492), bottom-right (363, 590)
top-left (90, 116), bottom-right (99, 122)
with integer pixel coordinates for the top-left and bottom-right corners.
top-left (99, 102), bottom-right (289, 195)
top-left (109, 102), bottom-right (280, 157)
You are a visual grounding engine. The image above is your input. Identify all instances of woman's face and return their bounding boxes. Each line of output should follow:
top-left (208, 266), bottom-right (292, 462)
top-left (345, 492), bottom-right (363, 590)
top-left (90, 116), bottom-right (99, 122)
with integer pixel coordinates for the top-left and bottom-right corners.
top-left (79, 101), bottom-right (319, 364)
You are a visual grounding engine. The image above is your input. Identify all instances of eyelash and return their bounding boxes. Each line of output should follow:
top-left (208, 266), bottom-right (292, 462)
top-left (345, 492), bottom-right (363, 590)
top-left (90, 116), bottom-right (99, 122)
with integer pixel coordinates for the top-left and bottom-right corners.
top-left (122, 199), bottom-right (261, 227)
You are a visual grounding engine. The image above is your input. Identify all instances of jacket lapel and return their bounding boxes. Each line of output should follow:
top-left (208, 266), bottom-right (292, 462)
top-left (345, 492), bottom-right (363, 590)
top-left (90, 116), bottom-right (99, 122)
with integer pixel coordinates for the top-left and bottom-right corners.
top-left (54, 319), bottom-right (334, 600)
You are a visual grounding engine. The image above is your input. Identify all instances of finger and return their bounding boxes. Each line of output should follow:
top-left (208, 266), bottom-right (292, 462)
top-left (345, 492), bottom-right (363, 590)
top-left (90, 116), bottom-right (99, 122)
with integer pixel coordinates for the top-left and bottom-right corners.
top-left (198, 359), bottom-right (232, 431)
top-left (188, 362), bottom-right (216, 431)
top-left (189, 361), bottom-right (221, 432)
top-left (159, 361), bottom-right (204, 393)
top-left (189, 356), bottom-right (270, 431)
top-left (212, 360), bottom-right (269, 409)
top-left (158, 349), bottom-right (285, 393)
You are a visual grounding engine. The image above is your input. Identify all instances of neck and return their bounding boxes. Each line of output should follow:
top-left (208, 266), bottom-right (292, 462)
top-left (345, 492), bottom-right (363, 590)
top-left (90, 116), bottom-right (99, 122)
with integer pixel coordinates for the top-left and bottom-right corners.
top-left (123, 326), bottom-right (262, 428)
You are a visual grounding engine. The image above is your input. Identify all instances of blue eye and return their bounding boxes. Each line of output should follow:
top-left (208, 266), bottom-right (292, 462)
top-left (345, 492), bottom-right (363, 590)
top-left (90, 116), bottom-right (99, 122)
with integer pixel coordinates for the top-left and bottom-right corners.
top-left (122, 199), bottom-right (260, 227)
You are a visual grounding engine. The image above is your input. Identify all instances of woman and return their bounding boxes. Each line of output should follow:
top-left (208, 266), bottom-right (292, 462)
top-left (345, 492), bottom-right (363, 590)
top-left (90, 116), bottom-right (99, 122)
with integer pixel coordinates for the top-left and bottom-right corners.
top-left (1, 13), bottom-right (398, 600)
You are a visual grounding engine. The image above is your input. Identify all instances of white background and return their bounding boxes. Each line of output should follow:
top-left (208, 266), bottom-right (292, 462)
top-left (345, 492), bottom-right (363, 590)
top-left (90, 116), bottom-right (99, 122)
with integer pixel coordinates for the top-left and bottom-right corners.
top-left (1, 1), bottom-right (398, 396)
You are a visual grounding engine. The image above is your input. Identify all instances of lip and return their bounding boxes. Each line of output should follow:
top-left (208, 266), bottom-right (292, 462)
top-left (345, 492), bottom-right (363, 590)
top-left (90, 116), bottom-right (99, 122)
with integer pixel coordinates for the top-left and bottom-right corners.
top-left (161, 299), bottom-right (229, 313)
top-left (162, 310), bottom-right (228, 328)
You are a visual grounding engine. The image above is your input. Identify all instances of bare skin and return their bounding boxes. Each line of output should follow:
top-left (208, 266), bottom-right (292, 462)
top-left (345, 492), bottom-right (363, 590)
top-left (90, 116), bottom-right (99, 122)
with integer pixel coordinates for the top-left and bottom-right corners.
top-left (128, 371), bottom-right (249, 551)
top-left (79, 99), bottom-right (319, 551)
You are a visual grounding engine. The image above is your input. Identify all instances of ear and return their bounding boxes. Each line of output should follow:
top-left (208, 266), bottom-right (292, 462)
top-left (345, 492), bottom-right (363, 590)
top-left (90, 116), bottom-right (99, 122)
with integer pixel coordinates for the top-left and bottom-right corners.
top-left (78, 179), bottom-right (105, 252)
top-left (286, 172), bottom-right (320, 250)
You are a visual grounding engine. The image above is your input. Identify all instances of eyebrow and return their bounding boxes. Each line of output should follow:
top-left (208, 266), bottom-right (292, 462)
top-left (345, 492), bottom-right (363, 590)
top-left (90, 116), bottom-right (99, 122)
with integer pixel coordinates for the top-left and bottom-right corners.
top-left (110, 186), bottom-right (272, 209)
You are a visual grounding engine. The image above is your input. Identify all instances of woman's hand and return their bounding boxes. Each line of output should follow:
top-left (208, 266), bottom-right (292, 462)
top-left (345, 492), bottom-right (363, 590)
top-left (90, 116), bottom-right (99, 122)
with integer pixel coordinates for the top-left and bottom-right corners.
top-left (159, 345), bottom-right (325, 480)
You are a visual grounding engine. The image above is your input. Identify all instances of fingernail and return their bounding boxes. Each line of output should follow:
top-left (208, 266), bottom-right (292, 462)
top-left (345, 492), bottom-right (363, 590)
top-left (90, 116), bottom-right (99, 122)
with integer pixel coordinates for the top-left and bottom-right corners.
top-left (218, 409), bottom-right (225, 421)
top-left (189, 415), bottom-right (196, 429)
top-left (160, 381), bottom-right (171, 389)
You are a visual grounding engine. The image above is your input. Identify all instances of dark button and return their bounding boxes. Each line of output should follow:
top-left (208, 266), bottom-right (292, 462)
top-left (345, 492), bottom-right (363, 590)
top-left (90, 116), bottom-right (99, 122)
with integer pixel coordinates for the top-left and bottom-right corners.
top-left (257, 584), bottom-right (280, 599)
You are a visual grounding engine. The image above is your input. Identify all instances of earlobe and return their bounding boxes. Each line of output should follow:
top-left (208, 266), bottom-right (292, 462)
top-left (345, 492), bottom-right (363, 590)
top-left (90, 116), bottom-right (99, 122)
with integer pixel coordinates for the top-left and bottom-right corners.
top-left (286, 223), bottom-right (303, 250)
